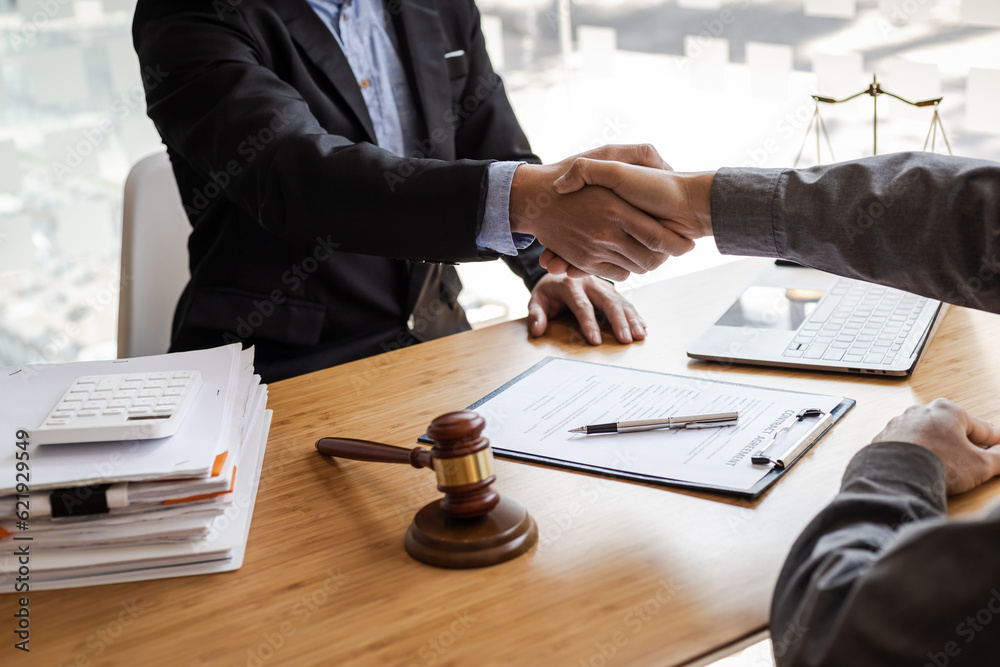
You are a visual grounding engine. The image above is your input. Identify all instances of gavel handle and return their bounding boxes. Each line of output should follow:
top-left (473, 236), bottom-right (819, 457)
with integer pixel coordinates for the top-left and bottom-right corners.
top-left (315, 437), bottom-right (434, 470)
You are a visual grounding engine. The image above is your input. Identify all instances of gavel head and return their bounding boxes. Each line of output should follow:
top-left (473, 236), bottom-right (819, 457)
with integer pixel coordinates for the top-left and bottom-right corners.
top-left (426, 411), bottom-right (499, 519)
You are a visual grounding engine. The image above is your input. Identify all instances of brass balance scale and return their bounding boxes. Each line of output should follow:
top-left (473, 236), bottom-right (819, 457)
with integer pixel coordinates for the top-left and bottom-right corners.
top-left (794, 74), bottom-right (952, 167)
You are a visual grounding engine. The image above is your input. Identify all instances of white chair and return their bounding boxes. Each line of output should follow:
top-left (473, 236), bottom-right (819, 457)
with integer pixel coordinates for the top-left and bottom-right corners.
top-left (118, 151), bottom-right (190, 358)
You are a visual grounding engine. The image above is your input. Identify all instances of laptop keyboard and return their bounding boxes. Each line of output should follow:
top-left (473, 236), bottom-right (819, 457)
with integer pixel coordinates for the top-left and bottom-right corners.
top-left (782, 280), bottom-right (928, 366)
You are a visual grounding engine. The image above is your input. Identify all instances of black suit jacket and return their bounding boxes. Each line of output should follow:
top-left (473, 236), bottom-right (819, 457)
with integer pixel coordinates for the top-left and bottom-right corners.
top-left (133, 0), bottom-right (546, 381)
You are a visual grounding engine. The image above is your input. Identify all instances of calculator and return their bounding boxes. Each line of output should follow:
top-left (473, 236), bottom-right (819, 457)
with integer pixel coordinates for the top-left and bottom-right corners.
top-left (31, 371), bottom-right (203, 445)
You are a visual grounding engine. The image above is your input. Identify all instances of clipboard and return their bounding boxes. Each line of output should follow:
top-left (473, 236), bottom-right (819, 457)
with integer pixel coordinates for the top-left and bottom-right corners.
top-left (419, 357), bottom-right (855, 499)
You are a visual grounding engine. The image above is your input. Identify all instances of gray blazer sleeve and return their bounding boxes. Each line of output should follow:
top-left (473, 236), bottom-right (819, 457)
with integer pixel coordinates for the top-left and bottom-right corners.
top-left (711, 152), bottom-right (1000, 313)
top-left (771, 442), bottom-right (1000, 667)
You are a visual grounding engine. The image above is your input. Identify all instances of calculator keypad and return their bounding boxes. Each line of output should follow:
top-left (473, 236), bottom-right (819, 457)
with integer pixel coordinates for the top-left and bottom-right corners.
top-left (33, 371), bottom-right (202, 445)
top-left (49, 372), bottom-right (195, 422)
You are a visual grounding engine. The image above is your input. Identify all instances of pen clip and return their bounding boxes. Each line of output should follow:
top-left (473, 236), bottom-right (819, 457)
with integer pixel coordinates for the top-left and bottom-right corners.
top-left (682, 418), bottom-right (739, 429)
top-left (672, 412), bottom-right (739, 429)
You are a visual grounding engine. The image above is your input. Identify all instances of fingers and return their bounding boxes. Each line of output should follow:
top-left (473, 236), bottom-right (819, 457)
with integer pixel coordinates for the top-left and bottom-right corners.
top-left (964, 412), bottom-right (1000, 483)
top-left (538, 248), bottom-right (604, 278)
top-left (611, 207), bottom-right (691, 260)
top-left (553, 158), bottom-right (622, 195)
top-left (607, 241), bottom-right (665, 275)
top-left (539, 248), bottom-right (557, 270)
top-left (640, 220), bottom-right (697, 256)
top-left (590, 190), bottom-right (676, 269)
top-left (559, 283), bottom-right (601, 345)
top-left (569, 223), bottom-right (666, 279)
top-left (583, 279), bottom-right (647, 342)
top-left (980, 445), bottom-right (1000, 486)
top-left (530, 174), bottom-right (677, 279)
top-left (526, 295), bottom-right (550, 338)
top-left (873, 398), bottom-right (1000, 494)
top-left (592, 263), bottom-right (630, 283)
top-left (553, 167), bottom-right (696, 252)
top-left (620, 289), bottom-right (648, 340)
top-left (541, 249), bottom-right (603, 279)
top-left (544, 255), bottom-right (576, 276)
top-left (576, 143), bottom-right (670, 170)
top-left (585, 282), bottom-right (630, 343)
top-left (528, 275), bottom-right (601, 344)
top-left (965, 413), bottom-right (1000, 448)
top-left (528, 275), bottom-right (647, 346)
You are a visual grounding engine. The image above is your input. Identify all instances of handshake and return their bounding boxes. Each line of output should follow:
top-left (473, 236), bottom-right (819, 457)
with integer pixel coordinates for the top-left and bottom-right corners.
top-left (509, 144), bottom-right (717, 282)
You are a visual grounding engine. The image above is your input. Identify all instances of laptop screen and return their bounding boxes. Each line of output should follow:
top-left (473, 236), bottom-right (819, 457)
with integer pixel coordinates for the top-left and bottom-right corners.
top-left (716, 286), bottom-right (826, 331)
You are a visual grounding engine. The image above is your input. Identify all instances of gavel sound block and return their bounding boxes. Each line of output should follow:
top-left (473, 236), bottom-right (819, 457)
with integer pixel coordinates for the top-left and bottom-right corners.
top-left (315, 411), bottom-right (538, 568)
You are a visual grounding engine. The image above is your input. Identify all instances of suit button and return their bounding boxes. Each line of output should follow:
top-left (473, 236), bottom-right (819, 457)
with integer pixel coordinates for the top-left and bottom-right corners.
top-left (407, 315), bottom-right (415, 330)
top-left (359, 78), bottom-right (371, 89)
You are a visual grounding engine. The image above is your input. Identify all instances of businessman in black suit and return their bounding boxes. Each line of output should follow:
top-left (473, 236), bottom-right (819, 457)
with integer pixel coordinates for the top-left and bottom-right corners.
top-left (133, 0), bottom-right (686, 382)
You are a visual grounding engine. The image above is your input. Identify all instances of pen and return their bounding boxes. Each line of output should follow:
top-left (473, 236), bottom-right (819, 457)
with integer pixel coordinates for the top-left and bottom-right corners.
top-left (568, 412), bottom-right (739, 435)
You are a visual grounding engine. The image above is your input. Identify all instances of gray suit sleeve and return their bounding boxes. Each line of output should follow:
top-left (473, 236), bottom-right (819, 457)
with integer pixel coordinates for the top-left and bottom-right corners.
top-left (771, 442), bottom-right (1000, 666)
top-left (711, 152), bottom-right (1000, 313)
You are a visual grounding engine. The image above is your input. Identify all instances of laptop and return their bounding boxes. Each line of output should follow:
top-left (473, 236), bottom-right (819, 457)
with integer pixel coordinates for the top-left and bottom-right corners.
top-left (687, 263), bottom-right (946, 376)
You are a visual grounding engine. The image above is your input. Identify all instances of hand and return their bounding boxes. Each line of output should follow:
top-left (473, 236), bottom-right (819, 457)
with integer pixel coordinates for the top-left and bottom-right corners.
top-left (510, 144), bottom-right (690, 282)
top-left (527, 274), bottom-right (646, 345)
top-left (539, 161), bottom-right (717, 277)
top-left (872, 398), bottom-right (1000, 495)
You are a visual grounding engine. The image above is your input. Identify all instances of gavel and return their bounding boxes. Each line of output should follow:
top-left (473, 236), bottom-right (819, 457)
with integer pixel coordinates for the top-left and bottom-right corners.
top-left (316, 411), bottom-right (537, 569)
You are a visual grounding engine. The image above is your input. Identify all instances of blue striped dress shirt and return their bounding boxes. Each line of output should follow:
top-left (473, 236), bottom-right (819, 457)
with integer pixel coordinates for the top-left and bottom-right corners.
top-left (306, 0), bottom-right (532, 255)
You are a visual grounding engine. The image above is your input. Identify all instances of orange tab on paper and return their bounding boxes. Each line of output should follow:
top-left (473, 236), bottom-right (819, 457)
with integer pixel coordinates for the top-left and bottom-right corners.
top-left (162, 469), bottom-right (237, 506)
top-left (211, 451), bottom-right (229, 476)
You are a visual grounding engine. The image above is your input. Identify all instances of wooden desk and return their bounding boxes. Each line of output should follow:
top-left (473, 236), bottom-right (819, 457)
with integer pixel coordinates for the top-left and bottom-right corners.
top-left (16, 259), bottom-right (1000, 666)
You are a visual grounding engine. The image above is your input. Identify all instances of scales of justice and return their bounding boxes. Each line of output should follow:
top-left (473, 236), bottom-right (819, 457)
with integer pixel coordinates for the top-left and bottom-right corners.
top-left (795, 73), bottom-right (952, 167)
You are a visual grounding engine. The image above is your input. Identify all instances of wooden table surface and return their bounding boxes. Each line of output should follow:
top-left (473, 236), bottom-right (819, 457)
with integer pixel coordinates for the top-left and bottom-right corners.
top-left (12, 258), bottom-right (1000, 667)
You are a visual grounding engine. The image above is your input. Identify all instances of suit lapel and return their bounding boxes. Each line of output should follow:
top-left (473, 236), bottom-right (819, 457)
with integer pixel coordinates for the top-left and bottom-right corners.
top-left (391, 0), bottom-right (454, 160)
top-left (278, 1), bottom-right (452, 318)
top-left (279, 0), bottom-right (378, 144)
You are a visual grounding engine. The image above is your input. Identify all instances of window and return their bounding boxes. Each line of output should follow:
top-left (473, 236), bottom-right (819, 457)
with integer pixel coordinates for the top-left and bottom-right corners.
top-left (1, 1), bottom-right (997, 357)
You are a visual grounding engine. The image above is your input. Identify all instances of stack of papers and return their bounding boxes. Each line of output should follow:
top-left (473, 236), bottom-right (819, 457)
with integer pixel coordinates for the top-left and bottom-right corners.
top-left (0, 344), bottom-right (271, 590)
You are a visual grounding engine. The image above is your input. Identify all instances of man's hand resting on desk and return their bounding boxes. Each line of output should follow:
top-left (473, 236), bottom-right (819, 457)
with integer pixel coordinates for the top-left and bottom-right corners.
top-left (872, 398), bottom-right (1000, 495)
top-left (509, 145), bottom-right (693, 282)
top-left (535, 160), bottom-right (718, 278)
top-left (527, 274), bottom-right (646, 345)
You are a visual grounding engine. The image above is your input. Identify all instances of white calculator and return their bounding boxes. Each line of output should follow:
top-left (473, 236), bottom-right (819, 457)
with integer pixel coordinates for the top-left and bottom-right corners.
top-left (32, 371), bottom-right (203, 445)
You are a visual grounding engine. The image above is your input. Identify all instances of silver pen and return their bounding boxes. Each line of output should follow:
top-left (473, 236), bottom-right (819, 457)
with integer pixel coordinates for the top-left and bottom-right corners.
top-left (568, 412), bottom-right (739, 435)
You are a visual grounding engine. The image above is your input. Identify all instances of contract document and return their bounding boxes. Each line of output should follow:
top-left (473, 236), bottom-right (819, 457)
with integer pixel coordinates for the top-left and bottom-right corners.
top-left (458, 358), bottom-right (854, 498)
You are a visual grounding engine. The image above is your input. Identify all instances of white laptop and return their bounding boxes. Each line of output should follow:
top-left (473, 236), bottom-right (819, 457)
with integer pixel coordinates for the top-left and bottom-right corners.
top-left (687, 263), bottom-right (946, 376)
